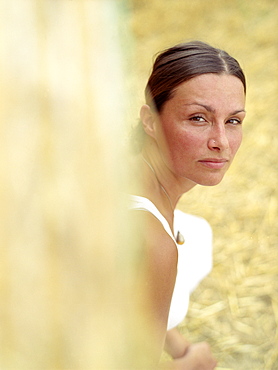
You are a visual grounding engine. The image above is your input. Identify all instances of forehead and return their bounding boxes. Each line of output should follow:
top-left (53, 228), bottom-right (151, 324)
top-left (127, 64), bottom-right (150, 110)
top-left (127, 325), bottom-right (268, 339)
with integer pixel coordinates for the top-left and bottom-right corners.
top-left (171, 73), bottom-right (245, 105)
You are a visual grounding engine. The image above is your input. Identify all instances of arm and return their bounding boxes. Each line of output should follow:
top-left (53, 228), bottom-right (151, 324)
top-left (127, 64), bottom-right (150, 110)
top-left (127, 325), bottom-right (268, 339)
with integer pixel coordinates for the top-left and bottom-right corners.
top-left (143, 213), bottom-right (179, 360)
top-left (133, 212), bottom-right (217, 369)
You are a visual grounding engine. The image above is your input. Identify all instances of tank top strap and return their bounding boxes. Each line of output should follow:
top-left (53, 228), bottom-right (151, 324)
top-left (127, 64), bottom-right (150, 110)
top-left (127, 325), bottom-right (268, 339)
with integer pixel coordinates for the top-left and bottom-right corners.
top-left (129, 195), bottom-right (176, 244)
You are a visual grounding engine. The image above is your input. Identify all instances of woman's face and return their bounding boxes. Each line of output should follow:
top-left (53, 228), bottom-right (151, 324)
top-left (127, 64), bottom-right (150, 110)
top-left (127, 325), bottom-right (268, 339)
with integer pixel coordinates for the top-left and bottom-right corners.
top-left (153, 73), bottom-right (246, 187)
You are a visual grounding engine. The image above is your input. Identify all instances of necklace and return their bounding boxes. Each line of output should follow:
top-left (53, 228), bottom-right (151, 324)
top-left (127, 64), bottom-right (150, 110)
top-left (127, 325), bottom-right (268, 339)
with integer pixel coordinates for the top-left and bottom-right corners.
top-left (141, 155), bottom-right (185, 245)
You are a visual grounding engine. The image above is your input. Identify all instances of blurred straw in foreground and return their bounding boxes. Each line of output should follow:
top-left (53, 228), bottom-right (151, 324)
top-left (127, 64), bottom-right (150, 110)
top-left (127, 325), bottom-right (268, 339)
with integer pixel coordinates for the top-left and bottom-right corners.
top-left (0, 0), bottom-right (152, 368)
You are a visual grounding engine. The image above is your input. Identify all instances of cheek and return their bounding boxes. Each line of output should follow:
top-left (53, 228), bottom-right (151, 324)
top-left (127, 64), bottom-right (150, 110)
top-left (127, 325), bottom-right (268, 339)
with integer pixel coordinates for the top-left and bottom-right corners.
top-left (164, 128), bottom-right (203, 161)
top-left (229, 131), bottom-right (243, 155)
top-left (164, 123), bottom-right (204, 147)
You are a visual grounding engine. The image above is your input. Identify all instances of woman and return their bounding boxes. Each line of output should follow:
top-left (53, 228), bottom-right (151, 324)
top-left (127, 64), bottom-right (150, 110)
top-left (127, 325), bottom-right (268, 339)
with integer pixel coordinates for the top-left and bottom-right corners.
top-left (129, 41), bottom-right (246, 369)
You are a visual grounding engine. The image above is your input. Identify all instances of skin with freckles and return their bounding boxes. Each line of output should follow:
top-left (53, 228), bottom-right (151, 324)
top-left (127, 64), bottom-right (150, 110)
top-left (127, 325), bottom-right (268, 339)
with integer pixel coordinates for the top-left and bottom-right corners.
top-left (141, 73), bottom-right (246, 207)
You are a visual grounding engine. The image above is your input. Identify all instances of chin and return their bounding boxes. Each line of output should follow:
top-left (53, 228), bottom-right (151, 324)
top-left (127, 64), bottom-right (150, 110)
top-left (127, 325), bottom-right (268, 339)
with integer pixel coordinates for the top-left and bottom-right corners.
top-left (182, 171), bottom-right (227, 187)
top-left (197, 174), bottom-right (226, 187)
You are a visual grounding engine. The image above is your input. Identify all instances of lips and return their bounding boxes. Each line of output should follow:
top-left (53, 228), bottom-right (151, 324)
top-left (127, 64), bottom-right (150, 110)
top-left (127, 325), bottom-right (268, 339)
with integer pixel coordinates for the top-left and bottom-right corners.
top-left (198, 158), bottom-right (229, 169)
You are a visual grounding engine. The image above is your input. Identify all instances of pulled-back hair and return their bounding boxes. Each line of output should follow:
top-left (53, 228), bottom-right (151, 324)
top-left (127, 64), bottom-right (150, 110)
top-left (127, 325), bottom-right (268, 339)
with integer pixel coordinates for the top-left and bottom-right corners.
top-left (132, 40), bottom-right (246, 153)
top-left (146, 40), bottom-right (246, 112)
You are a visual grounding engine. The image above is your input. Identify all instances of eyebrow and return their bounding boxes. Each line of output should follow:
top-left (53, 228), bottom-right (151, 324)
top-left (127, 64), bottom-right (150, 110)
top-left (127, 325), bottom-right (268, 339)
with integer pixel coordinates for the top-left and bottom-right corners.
top-left (184, 103), bottom-right (246, 115)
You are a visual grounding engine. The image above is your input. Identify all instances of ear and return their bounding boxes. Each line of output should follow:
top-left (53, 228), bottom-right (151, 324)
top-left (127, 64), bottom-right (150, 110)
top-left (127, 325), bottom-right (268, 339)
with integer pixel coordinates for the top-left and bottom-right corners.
top-left (140, 104), bottom-right (157, 139)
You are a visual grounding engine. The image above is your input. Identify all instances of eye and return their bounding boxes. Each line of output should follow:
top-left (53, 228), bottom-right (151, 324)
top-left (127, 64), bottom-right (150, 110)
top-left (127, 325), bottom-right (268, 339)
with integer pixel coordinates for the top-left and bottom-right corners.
top-left (189, 115), bottom-right (206, 122)
top-left (226, 118), bottom-right (242, 125)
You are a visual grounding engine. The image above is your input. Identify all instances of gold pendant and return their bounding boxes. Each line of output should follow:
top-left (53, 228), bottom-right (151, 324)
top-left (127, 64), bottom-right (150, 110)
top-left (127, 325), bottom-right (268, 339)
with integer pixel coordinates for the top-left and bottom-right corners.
top-left (176, 231), bottom-right (185, 245)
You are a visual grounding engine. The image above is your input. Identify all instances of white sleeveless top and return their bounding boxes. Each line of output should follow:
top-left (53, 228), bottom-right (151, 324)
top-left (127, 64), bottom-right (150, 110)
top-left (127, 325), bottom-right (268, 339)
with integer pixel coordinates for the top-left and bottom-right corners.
top-left (129, 195), bottom-right (213, 330)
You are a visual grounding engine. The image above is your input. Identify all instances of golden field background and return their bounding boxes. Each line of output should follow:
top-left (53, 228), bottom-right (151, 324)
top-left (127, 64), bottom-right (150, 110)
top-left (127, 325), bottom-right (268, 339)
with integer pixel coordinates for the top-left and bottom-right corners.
top-left (129, 0), bottom-right (278, 369)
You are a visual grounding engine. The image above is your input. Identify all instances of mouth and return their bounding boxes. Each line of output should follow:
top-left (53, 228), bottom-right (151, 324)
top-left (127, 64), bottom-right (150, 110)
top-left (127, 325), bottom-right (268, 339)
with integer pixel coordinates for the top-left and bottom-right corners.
top-left (198, 158), bottom-right (229, 170)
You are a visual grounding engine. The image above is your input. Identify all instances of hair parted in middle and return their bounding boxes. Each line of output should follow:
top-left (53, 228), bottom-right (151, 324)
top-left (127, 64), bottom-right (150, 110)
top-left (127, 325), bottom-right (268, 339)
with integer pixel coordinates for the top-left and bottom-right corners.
top-left (146, 40), bottom-right (246, 113)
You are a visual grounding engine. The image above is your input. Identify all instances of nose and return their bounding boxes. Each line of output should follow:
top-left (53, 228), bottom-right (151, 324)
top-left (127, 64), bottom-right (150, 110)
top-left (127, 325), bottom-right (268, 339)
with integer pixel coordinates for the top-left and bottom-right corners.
top-left (208, 125), bottom-right (229, 152)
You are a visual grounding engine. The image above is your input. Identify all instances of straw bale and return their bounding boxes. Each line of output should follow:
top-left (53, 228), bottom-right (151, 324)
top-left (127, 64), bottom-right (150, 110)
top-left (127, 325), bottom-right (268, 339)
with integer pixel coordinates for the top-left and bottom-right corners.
top-left (0, 1), bottom-right (155, 368)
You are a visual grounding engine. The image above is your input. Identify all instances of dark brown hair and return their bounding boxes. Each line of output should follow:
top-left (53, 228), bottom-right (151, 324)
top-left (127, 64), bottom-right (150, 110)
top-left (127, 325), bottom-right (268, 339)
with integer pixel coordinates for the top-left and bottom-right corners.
top-left (132, 40), bottom-right (246, 152)
top-left (146, 40), bottom-right (246, 112)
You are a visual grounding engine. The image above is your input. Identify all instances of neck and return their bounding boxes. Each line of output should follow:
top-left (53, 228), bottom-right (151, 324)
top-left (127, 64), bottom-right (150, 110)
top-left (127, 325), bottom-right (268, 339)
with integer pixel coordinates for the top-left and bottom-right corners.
top-left (141, 154), bottom-right (175, 213)
top-left (139, 150), bottom-right (187, 244)
top-left (141, 145), bottom-right (196, 209)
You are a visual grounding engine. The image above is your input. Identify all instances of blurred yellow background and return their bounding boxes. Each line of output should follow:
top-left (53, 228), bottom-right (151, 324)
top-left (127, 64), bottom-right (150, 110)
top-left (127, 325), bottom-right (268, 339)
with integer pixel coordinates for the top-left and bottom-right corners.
top-left (129, 0), bottom-right (278, 369)
top-left (0, 1), bottom-right (152, 368)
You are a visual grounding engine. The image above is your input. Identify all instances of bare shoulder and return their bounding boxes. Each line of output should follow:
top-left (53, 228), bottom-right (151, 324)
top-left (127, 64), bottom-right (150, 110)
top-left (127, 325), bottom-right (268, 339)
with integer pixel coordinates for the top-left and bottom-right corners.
top-left (131, 209), bottom-right (178, 270)
top-left (145, 212), bottom-right (178, 268)
top-left (130, 209), bottom-right (178, 324)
